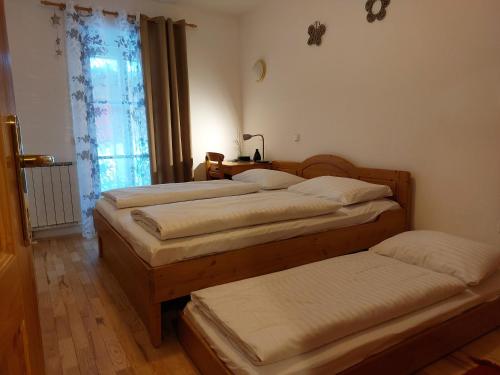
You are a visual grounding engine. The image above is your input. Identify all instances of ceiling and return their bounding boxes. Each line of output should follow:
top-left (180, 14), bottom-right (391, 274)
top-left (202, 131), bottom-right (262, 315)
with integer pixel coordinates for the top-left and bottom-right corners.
top-left (156, 0), bottom-right (263, 15)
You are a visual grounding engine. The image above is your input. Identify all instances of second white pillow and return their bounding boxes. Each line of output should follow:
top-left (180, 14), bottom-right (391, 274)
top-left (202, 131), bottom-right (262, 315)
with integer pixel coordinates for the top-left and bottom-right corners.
top-left (288, 176), bottom-right (392, 205)
top-left (232, 169), bottom-right (305, 190)
top-left (371, 230), bottom-right (500, 285)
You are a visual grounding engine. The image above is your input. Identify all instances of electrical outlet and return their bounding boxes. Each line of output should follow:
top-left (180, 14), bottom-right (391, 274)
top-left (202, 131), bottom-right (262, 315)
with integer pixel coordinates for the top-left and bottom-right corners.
top-left (294, 134), bottom-right (301, 142)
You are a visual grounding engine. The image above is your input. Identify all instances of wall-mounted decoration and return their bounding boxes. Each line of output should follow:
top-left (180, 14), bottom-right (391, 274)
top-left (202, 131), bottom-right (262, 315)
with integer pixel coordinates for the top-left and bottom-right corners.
top-left (307, 21), bottom-right (326, 46)
top-left (365, 0), bottom-right (390, 23)
top-left (50, 10), bottom-right (63, 56)
top-left (252, 59), bottom-right (267, 82)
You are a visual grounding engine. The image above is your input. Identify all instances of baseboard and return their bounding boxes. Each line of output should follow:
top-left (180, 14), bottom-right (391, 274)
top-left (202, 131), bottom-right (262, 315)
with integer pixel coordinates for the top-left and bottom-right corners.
top-left (33, 224), bottom-right (81, 240)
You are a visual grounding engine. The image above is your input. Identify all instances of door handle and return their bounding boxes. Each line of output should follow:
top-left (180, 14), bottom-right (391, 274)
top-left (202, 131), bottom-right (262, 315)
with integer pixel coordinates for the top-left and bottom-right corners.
top-left (4, 114), bottom-right (56, 245)
top-left (20, 155), bottom-right (55, 168)
top-left (4, 115), bottom-right (56, 167)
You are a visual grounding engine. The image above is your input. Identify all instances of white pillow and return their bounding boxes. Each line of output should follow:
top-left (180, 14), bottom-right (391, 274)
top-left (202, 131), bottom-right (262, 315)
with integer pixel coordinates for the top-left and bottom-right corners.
top-left (371, 230), bottom-right (500, 285)
top-left (287, 176), bottom-right (392, 205)
top-left (232, 169), bottom-right (305, 190)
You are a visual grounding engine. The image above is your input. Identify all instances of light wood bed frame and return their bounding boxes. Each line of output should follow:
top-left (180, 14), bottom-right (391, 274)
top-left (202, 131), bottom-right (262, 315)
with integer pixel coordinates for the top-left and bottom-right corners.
top-left (94, 154), bottom-right (412, 347)
top-left (177, 297), bottom-right (500, 375)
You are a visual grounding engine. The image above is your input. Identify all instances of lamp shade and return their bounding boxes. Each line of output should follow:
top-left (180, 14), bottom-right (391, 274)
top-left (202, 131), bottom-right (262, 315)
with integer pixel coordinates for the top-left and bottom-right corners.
top-left (242, 134), bottom-right (253, 141)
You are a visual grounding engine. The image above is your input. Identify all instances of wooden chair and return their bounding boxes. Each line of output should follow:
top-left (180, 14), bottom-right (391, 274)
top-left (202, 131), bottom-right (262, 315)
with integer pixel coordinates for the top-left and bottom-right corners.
top-left (205, 152), bottom-right (225, 179)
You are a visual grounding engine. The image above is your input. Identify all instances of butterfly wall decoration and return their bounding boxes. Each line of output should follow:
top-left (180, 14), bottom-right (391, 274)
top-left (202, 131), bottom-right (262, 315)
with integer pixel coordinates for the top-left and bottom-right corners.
top-left (307, 21), bottom-right (326, 46)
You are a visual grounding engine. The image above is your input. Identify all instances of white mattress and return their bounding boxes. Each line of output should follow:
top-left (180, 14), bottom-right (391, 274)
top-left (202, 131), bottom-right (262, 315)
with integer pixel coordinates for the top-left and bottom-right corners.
top-left (191, 252), bottom-right (466, 365)
top-left (95, 196), bottom-right (399, 267)
top-left (185, 269), bottom-right (500, 375)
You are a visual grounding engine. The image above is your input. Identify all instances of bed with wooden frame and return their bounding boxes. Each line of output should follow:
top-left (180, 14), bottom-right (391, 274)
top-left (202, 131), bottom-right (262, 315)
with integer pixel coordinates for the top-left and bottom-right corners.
top-left (177, 285), bottom-right (500, 375)
top-left (93, 154), bottom-right (412, 347)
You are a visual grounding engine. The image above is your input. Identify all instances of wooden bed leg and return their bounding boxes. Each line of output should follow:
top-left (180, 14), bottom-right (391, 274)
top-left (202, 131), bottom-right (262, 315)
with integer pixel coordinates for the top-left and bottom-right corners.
top-left (147, 302), bottom-right (162, 347)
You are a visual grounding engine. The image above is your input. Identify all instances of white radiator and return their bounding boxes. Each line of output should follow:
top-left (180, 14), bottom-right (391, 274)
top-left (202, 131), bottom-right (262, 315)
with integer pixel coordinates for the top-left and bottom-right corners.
top-left (25, 162), bottom-right (81, 230)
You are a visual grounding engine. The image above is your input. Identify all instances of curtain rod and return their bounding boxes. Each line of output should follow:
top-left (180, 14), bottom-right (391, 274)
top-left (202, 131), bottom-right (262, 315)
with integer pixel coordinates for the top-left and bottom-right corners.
top-left (40, 0), bottom-right (198, 28)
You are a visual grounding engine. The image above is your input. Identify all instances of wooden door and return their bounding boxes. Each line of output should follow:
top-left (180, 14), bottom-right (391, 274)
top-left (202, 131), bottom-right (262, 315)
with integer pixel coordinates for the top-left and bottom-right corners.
top-left (0, 0), bottom-right (45, 373)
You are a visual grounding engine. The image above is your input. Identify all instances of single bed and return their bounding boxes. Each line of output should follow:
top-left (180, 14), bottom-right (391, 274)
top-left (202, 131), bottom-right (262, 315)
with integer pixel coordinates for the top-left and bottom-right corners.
top-left (93, 154), bottom-right (412, 346)
top-left (178, 252), bottom-right (500, 375)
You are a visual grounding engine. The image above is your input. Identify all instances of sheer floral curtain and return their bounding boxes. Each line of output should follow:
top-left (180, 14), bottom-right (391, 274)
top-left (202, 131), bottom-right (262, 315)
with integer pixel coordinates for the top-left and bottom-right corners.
top-left (65, 3), bottom-right (150, 237)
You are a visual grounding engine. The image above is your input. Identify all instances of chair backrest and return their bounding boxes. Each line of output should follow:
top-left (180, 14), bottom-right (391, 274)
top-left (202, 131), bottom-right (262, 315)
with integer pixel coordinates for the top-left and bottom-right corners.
top-left (205, 152), bottom-right (225, 179)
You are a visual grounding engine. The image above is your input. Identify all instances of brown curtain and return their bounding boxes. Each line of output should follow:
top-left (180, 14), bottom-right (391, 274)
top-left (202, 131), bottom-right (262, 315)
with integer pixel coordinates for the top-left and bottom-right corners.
top-left (140, 15), bottom-right (193, 183)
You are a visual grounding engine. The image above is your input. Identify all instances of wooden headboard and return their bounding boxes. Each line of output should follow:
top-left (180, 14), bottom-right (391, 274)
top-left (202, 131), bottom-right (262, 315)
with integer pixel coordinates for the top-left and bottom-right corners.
top-left (272, 154), bottom-right (412, 227)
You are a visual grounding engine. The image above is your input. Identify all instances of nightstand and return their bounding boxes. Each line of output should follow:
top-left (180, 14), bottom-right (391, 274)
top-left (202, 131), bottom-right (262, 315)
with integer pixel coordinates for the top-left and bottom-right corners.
top-left (206, 161), bottom-right (272, 180)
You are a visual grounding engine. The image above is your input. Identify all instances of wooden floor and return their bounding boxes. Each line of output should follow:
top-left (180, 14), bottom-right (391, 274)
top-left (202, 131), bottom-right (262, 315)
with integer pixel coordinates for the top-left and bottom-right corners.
top-left (33, 236), bottom-right (500, 375)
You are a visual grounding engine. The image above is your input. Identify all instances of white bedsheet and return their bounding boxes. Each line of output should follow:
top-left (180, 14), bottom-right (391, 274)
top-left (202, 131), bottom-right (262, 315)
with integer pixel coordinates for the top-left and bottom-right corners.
top-left (95, 197), bottom-right (400, 267)
top-left (191, 253), bottom-right (465, 365)
top-left (131, 192), bottom-right (341, 240)
top-left (185, 270), bottom-right (500, 375)
top-left (102, 179), bottom-right (260, 209)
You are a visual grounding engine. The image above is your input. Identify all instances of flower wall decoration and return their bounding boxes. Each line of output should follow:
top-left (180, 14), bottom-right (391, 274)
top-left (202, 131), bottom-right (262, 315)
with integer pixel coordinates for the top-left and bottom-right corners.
top-left (365, 0), bottom-right (390, 23)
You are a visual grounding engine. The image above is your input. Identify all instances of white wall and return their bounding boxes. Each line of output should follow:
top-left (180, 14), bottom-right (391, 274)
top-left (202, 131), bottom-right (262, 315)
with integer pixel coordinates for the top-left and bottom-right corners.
top-left (240, 0), bottom-right (500, 245)
top-left (5, 0), bottom-right (243, 177)
top-left (6, 0), bottom-right (500, 246)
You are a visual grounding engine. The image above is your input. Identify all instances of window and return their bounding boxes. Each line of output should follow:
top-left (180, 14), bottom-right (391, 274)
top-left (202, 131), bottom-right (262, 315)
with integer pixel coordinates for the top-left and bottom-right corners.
top-left (90, 55), bottom-right (150, 192)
